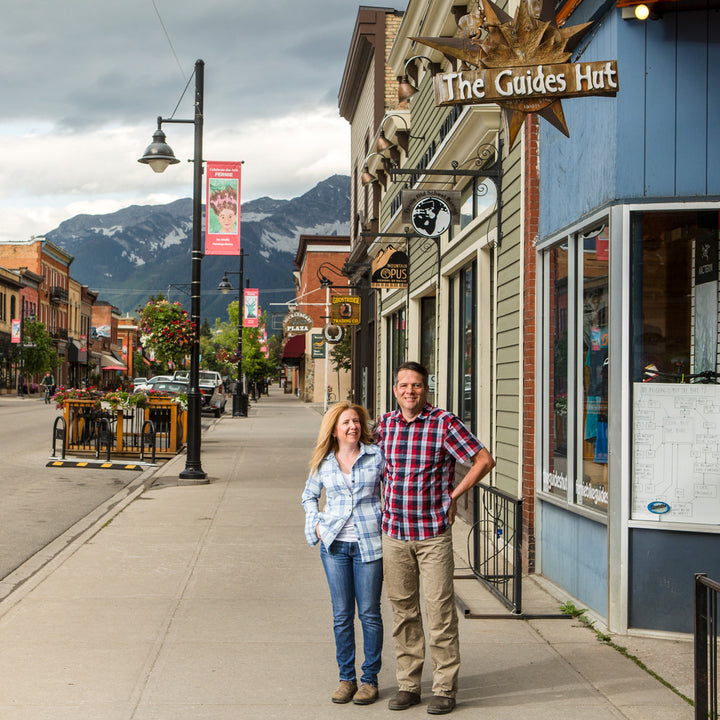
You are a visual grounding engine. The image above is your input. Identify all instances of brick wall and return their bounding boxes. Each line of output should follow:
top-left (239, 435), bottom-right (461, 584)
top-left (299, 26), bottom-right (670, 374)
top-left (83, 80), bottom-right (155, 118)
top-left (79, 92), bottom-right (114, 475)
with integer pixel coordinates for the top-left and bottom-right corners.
top-left (522, 115), bottom-right (539, 573)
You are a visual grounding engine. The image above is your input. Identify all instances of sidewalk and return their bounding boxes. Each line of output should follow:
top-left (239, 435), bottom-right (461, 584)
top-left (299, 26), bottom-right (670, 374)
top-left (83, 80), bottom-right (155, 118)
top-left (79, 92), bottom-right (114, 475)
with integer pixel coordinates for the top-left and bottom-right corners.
top-left (0, 391), bottom-right (693, 719)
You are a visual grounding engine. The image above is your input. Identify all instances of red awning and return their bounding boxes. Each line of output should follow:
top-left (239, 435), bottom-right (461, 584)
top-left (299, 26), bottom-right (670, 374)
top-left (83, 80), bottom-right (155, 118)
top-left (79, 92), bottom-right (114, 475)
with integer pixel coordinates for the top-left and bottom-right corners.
top-left (281, 334), bottom-right (305, 360)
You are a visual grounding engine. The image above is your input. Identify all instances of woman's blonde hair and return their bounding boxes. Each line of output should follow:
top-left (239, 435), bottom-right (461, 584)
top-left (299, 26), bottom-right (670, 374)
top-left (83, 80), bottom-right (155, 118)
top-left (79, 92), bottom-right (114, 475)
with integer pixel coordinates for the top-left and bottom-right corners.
top-left (309, 401), bottom-right (374, 475)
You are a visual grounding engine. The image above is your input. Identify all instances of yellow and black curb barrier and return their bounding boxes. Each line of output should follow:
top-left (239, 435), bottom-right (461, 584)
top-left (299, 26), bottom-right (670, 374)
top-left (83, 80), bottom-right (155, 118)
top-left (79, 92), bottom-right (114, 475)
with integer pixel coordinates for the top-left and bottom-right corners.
top-left (46, 459), bottom-right (157, 471)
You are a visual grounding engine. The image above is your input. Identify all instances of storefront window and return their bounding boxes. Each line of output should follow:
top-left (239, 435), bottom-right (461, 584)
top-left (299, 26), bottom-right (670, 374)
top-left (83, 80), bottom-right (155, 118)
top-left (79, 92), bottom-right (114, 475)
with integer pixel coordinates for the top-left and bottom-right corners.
top-left (459, 179), bottom-right (498, 231)
top-left (580, 229), bottom-right (609, 510)
top-left (459, 262), bottom-right (476, 430)
top-left (386, 307), bottom-right (406, 409)
top-left (630, 210), bottom-right (720, 525)
top-left (542, 223), bottom-right (609, 513)
top-left (544, 244), bottom-right (569, 500)
top-left (420, 296), bottom-right (436, 404)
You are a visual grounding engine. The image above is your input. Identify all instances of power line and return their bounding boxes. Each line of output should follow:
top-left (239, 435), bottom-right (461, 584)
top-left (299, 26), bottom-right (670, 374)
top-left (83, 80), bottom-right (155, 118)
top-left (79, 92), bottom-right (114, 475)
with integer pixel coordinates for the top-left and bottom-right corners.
top-left (150, 0), bottom-right (187, 84)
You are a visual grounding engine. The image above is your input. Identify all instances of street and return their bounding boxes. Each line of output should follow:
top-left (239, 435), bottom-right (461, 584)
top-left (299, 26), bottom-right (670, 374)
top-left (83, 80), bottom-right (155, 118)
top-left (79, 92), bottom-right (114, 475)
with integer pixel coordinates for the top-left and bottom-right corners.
top-left (0, 394), bottom-right (213, 583)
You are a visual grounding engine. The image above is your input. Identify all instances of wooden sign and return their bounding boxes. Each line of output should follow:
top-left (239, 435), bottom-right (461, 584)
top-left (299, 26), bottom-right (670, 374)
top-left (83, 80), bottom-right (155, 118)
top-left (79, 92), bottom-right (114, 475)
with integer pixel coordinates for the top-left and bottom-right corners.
top-left (331, 296), bottom-right (361, 325)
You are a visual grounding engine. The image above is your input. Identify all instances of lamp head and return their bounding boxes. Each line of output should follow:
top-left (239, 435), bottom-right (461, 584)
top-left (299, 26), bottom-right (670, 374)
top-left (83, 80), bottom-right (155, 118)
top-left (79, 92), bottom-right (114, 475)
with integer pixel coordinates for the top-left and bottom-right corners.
top-left (398, 75), bottom-right (418, 102)
top-left (375, 131), bottom-right (395, 154)
top-left (360, 166), bottom-right (376, 186)
top-left (138, 126), bottom-right (181, 174)
top-left (218, 275), bottom-right (233, 294)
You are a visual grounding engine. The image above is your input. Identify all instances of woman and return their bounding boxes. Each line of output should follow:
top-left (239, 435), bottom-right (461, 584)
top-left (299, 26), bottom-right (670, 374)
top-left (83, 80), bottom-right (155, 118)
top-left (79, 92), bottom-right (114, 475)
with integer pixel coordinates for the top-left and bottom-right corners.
top-left (302, 401), bottom-right (384, 705)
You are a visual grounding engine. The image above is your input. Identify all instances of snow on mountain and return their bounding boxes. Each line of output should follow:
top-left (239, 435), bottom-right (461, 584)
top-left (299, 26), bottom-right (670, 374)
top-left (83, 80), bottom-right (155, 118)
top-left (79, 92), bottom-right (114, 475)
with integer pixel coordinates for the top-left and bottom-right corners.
top-left (45, 175), bottom-right (350, 323)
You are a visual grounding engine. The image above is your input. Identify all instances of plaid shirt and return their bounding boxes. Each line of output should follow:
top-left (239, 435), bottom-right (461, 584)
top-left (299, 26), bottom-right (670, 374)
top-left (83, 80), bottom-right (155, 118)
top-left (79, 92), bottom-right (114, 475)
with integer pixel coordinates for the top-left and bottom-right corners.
top-left (375, 404), bottom-right (484, 541)
top-left (301, 442), bottom-right (384, 562)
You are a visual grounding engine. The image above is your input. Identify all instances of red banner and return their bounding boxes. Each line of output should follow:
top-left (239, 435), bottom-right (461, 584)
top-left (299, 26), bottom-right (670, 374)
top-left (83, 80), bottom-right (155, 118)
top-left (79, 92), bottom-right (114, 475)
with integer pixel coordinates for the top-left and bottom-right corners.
top-left (205, 161), bottom-right (241, 255)
top-left (244, 288), bottom-right (259, 327)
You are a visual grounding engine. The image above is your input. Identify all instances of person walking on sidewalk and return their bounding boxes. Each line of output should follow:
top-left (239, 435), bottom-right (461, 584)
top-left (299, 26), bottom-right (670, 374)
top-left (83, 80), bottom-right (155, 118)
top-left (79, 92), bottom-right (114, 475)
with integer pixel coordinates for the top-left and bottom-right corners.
top-left (376, 361), bottom-right (495, 715)
top-left (302, 401), bottom-right (385, 706)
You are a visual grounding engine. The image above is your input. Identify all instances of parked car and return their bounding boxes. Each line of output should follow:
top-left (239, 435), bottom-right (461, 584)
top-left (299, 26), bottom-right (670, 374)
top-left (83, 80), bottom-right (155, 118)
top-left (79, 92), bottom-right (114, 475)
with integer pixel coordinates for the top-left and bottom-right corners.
top-left (138, 375), bottom-right (173, 393)
top-left (147, 379), bottom-right (188, 397)
top-left (173, 370), bottom-right (226, 417)
top-left (132, 377), bottom-right (148, 391)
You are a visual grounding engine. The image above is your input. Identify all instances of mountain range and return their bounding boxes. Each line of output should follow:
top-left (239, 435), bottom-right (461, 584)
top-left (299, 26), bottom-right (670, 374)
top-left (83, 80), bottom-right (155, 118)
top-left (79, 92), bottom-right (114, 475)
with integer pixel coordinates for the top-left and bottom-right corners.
top-left (46, 175), bottom-right (351, 329)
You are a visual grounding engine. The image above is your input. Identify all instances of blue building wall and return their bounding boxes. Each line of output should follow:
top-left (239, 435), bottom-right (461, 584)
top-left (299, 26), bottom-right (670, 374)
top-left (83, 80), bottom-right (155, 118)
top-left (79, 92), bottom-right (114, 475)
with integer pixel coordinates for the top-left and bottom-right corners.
top-left (539, 7), bottom-right (720, 238)
top-left (540, 502), bottom-right (608, 617)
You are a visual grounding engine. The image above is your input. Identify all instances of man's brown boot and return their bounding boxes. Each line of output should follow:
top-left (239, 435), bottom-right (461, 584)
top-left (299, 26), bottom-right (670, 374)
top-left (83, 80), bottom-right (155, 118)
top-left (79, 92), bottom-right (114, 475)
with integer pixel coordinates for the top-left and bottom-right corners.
top-left (388, 690), bottom-right (421, 710)
top-left (331, 680), bottom-right (358, 704)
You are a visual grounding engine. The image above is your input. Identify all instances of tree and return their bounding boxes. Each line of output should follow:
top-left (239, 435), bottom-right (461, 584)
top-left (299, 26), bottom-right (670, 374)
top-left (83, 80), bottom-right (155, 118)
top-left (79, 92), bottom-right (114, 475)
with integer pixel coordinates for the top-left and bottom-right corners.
top-left (328, 331), bottom-right (352, 400)
top-left (20, 319), bottom-right (58, 380)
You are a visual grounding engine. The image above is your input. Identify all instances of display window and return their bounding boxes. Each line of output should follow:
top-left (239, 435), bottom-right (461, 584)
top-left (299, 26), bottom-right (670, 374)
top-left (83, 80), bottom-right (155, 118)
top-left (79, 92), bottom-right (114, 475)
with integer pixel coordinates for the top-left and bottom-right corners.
top-left (541, 222), bottom-right (609, 514)
top-left (630, 209), bottom-right (720, 526)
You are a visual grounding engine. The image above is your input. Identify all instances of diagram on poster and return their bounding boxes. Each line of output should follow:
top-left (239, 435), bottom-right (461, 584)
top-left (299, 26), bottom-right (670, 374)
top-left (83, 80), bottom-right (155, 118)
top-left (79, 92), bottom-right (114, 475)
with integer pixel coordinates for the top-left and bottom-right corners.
top-left (633, 383), bottom-right (720, 524)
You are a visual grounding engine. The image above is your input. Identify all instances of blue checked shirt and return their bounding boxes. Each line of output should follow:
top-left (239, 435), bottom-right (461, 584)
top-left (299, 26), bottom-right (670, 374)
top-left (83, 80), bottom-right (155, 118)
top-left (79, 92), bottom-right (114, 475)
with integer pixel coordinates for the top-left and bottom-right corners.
top-left (301, 442), bottom-right (384, 562)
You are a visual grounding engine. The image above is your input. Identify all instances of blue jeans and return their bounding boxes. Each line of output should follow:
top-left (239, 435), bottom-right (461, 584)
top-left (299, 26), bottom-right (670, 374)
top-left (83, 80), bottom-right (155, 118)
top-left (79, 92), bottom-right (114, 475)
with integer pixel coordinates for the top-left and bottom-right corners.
top-left (320, 541), bottom-right (383, 686)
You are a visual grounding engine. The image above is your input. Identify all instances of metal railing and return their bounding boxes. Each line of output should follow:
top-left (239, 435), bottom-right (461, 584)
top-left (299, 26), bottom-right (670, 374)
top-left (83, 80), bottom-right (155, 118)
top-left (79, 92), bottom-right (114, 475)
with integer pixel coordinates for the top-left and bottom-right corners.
top-left (467, 482), bottom-right (523, 613)
top-left (695, 573), bottom-right (719, 719)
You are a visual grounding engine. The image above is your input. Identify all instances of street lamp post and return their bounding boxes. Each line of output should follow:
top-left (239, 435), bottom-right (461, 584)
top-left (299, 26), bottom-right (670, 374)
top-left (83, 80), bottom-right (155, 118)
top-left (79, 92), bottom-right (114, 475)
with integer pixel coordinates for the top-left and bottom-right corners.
top-left (218, 251), bottom-right (247, 417)
top-left (139, 58), bottom-right (207, 482)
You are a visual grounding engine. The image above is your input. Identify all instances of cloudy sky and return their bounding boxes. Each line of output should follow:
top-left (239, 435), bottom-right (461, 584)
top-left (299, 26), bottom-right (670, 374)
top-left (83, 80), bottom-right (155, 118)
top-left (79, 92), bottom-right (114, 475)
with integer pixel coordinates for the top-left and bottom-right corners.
top-left (0, 1), bottom-right (409, 243)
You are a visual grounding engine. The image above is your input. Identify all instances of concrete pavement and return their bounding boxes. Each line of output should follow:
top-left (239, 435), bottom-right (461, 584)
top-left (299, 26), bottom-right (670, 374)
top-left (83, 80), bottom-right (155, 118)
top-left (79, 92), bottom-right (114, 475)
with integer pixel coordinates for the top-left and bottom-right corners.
top-left (0, 391), bottom-right (694, 718)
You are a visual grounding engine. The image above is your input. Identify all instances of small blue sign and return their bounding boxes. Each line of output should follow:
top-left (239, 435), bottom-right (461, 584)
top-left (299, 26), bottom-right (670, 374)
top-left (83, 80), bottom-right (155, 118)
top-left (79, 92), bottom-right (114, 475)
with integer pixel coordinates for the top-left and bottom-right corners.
top-left (647, 501), bottom-right (671, 515)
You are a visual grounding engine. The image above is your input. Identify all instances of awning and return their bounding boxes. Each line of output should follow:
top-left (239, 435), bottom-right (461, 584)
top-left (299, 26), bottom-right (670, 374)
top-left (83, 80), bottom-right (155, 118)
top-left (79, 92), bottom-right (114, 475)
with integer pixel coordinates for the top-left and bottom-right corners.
top-left (67, 339), bottom-right (88, 364)
top-left (281, 334), bottom-right (305, 366)
top-left (100, 353), bottom-right (126, 372)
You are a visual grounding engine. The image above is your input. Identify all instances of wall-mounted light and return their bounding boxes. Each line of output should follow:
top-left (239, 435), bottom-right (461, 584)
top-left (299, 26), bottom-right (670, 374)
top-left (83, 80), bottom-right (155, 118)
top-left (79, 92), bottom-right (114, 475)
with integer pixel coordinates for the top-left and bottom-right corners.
top-left (397, 55), bottom-right (441, 102)
top-left (374, 114), bottom-right (424, 156)
top-left (360, 152), bottom-right (389, 186)
top-left (621, 3), bottom-right (660, 20)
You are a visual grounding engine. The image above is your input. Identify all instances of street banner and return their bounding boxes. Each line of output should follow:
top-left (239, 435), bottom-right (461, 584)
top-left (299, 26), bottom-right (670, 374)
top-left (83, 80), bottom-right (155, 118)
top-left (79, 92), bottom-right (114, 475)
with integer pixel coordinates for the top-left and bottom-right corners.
top-left (205, 161), bottom-right (241, 255)
top-left (11, 319), bottom-right (20, 343)
top-left (244, 288), bottom-right (259, 327)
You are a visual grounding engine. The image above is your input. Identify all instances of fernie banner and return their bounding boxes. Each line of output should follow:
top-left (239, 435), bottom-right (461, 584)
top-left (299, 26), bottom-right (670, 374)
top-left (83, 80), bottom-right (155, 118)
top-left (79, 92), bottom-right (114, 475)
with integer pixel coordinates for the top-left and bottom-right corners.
top-left (244, 288), bottom-right (259, 327)
top-left (205, 162), bottom-right (241, 255)
top-left (11, 319), bottom-right (20, 343)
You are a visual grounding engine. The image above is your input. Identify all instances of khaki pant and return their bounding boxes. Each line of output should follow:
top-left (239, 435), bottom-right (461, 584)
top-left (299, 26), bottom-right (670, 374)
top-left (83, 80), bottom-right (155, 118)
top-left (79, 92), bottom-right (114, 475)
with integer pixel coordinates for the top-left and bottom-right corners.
top-left (382, 528), bottom-right (459, 698)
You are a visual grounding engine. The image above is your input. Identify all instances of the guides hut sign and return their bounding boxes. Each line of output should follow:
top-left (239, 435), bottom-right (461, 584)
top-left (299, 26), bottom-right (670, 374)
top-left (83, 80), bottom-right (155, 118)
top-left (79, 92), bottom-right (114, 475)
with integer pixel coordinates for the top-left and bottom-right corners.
top-left (415, 0), bottom-right (619, 146)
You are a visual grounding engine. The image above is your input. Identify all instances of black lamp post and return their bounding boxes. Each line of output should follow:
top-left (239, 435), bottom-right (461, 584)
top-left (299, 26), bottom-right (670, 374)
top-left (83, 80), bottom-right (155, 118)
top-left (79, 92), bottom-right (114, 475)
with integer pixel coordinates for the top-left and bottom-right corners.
top-left (218, 251), bottom-right (247, 417)
top-left (139, 58), bottom-right (207, 482)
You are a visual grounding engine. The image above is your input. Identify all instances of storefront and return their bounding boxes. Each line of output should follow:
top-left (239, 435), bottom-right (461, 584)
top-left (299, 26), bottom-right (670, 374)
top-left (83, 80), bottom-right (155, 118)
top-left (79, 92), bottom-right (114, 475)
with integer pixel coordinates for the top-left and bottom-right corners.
top-left (536, 3), bottom-right (720, 633)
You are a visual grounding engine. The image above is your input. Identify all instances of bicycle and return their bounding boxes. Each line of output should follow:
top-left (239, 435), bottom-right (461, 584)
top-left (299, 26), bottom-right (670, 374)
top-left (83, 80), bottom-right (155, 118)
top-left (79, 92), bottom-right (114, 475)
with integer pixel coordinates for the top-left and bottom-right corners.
top-left (643, 364), bottom-right (720, 384)
top-left (43, 385), bottom-right (53, 404)
top-left (326, 386), bottom-right (336, 404)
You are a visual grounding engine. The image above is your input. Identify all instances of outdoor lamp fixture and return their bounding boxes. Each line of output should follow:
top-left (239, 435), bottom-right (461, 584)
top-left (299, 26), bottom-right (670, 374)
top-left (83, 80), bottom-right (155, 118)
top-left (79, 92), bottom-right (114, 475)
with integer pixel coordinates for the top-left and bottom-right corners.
top-left (360, 152), bottom-right (390, 187)
top-left (397, 55), bottom-right (440, 102)
top-left (621, 2), bottom-right (660, 19)
top-left (374, 113), bottom-right (424, 156)
top-left (216, 253), bottom-right (247, 417)
top-left (138, 58), bottom-right (207, 482)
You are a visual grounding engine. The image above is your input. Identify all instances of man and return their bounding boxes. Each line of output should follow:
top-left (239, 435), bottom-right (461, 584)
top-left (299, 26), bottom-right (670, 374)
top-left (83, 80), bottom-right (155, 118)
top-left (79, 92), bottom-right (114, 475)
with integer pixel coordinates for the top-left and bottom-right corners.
top-left (375, 361), bottom-right (495, 715)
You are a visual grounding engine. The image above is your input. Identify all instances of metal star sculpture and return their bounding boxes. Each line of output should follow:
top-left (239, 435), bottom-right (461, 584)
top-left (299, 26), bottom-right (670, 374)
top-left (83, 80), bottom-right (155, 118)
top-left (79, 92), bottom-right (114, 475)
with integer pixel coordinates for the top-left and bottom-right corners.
top-left (413, 0), bottom-right (593, 146)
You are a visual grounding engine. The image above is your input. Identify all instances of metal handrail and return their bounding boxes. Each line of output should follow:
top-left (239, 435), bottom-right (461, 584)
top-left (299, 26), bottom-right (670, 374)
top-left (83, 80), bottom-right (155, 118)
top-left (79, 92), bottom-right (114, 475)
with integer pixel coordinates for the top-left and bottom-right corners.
top-left (695, 573), bottom-right (719, 719)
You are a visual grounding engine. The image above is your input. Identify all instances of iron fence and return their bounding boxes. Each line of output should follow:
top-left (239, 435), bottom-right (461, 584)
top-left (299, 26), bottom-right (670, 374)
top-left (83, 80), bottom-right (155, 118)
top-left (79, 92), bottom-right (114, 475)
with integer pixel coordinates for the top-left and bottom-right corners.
top-left (467, 482), bottom-right (523, 614)
top-left (695, 572), bottom-right (719, 719)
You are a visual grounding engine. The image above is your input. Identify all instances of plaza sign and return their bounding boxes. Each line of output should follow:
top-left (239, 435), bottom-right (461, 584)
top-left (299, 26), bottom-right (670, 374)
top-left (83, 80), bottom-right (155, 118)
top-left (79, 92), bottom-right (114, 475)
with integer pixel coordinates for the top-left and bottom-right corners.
top-left (283, 311), bottom-right (313, 337)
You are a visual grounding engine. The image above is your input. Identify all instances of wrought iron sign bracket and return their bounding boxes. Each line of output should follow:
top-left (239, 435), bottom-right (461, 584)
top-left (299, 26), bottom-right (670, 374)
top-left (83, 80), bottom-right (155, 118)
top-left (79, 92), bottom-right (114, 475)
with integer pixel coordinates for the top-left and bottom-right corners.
top-left (387, 141), bottom-right (503, 247)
